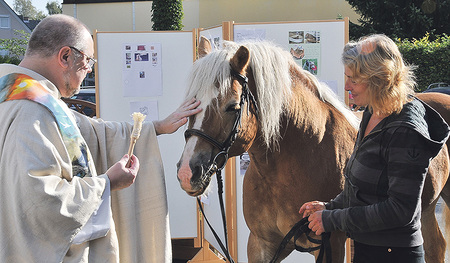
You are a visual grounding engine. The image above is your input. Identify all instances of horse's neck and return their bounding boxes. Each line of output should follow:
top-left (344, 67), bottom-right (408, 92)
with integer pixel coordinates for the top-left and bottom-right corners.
top-left (248, 81), bottom-right (355, 175)
top-left (287, 82), bottom-right (330, 139)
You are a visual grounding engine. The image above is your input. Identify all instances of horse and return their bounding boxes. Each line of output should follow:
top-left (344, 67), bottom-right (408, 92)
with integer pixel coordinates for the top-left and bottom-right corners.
top-left (176, 36), bottom-right (450, 262)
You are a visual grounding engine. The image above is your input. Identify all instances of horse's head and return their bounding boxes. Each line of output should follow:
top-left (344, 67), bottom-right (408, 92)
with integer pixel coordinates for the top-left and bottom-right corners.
top-left (177, 37), bottom-right (259, 196)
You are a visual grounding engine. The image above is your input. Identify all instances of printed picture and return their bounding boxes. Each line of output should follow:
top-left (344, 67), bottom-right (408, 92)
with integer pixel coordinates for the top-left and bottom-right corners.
top-left (304, 31), bottom-right (320, 43)
top-left (135, 53), bottom-right (149, 61)
top-left (302, 59), bottom-right (318, 75)
top-left (290, 45), bottom-right (304, 60)
top-left (289, 31), bottom-right (304, 44)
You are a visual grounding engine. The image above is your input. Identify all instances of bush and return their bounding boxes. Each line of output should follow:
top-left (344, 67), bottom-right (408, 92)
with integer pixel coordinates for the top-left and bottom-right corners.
top-left (397, 34), bottom-right (450, 92)
top-left (151, 0), bottom-right (183, 31)
top-left (0, 55), bottom-right (21, 65)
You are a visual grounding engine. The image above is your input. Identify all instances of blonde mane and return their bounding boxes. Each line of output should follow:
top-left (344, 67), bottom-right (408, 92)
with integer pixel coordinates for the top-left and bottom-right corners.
top-left (185, 40), bottom-right (359, 147)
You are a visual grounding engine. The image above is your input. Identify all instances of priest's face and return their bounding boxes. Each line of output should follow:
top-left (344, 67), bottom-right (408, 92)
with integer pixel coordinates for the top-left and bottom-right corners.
top-left (62, 36), bottom-right (94, 98)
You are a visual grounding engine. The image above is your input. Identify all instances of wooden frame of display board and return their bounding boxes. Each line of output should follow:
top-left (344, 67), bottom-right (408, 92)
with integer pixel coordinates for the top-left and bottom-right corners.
top-left (93, 18), bottom-right (351, 263)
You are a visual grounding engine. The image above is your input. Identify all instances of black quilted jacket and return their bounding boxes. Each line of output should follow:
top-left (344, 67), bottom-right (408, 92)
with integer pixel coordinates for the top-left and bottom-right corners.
top-left (322, 97), bottom-right (449, 247)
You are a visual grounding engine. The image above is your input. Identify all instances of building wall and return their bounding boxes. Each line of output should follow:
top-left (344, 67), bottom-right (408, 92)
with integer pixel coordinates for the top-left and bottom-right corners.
top-left (62, 0), bottom-right (359, 32)
top-left (0, 1), bottom-right (31, 39)
top-left (197, 0), bottom-right (359, 28)
top-left (0, 0), bottom-right (31, 56)
top-left (63, 2), bottom-right (151, 32)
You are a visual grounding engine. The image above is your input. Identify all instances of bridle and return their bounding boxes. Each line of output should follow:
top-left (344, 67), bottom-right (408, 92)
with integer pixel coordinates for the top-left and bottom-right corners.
top-left (183, 67), bottom-right (258, 263)
top-left (184, 68), bottom-right (258, 181)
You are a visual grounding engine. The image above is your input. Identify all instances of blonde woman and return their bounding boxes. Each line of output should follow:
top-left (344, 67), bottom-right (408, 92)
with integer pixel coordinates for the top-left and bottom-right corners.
top-left (299, 34), bottom-right (449, 263)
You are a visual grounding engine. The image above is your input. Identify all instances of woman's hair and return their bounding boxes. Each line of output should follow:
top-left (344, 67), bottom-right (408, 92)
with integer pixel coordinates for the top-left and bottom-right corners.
top-left (342, 34), bottom-right (416, 115)
top-left (25, 14), bottom-right (91, 57)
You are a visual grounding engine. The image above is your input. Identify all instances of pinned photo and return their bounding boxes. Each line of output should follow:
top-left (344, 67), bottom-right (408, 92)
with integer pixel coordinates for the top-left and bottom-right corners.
top-left (289, 31), bottom-right (304, 44)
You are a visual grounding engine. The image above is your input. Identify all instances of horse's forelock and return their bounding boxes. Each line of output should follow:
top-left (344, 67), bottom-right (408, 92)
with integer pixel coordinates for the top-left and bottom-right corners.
top-left (185, 46), bottom-right (236, 110)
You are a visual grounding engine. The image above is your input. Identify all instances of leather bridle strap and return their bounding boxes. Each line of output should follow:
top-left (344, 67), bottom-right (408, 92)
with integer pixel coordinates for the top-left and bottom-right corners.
top-left (184, 128), bottom-right (225, 150)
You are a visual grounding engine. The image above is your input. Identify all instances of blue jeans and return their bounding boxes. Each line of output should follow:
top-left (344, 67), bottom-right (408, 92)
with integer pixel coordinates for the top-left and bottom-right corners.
top-left (353, 241), bottom-right (425, 263)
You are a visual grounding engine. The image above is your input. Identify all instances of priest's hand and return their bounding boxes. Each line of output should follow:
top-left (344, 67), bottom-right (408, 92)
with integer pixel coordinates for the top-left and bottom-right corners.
top-left (153, 98), bottom-right (202, 135)
top-left (106, 154), bottom-right (140, 191)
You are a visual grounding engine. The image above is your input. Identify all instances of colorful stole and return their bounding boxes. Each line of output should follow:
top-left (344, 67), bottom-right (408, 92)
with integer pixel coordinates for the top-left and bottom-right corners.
top-left (0, 73), bottom-right (91, 178)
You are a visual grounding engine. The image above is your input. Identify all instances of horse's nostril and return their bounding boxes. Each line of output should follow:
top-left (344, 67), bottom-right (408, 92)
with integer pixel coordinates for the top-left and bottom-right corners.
top-left (191, 165), bottom-right (203, 178)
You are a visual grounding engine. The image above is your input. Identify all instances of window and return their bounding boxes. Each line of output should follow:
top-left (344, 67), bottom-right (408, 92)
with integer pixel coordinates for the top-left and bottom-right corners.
top-left (0, 16), bottom-right (10, 29)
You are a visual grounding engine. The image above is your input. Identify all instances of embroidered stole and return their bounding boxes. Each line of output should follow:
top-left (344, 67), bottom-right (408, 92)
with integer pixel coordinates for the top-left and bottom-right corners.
top-left (0, 73), bottom-right (91, 177)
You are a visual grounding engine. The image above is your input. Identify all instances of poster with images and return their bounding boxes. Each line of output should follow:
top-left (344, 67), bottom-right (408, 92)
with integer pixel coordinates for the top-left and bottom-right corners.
top-left (122, 43), bottom-right (162, 97)
top-left (288, 30), bottom-right (321, 76)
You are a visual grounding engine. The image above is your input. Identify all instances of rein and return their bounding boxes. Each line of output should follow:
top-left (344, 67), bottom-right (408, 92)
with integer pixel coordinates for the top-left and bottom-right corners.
top-left (184, 67), bottom-right (257, 263)
top-left (269, 217), bottom-right (332, 263)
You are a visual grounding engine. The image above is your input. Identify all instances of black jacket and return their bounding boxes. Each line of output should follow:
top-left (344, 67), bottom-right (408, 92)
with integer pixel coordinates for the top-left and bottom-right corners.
top-left (322, 97), bottom-right (449, 247)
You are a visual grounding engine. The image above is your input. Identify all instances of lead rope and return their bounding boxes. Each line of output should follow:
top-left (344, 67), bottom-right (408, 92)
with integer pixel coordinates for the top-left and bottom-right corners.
top-left (196, 170), bottom-right (235, 263)
top-left (269, 217), bottom-right (332, 263)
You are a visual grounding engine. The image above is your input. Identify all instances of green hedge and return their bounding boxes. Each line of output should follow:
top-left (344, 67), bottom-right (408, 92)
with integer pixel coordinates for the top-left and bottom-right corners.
top-left (397, 34), bottom-right (450, 92)
top-left (0, 55), bottom-right (21, 65)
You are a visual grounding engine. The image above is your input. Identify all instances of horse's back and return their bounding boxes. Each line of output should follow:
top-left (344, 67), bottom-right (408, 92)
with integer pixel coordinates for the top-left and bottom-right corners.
top-left (417, 92), bottom-right (450, 124)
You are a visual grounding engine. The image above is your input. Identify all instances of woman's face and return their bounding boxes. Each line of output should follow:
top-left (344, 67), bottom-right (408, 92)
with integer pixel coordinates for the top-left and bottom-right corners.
top-left (344, 66), bottom-right (369, 107)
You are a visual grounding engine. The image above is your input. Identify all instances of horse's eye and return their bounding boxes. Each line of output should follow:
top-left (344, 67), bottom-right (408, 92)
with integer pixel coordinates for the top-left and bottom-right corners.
top-left (226, 103), bottom-right (240, 112)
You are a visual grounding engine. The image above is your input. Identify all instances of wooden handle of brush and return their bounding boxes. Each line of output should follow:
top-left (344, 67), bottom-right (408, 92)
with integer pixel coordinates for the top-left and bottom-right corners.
top-left (126, 138), bottom-right (137, 167)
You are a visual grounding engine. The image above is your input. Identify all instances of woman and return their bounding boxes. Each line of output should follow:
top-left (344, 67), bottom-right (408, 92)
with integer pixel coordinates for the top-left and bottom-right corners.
top-left (299, 34), bottom-right (449, 263)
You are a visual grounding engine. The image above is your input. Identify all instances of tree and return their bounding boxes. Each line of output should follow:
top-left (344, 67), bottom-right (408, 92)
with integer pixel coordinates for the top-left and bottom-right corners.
top-left (13, 0), bottom-right (45, 19)
top-left (46, 1), bottom-right (62, 15)
top-left (346, 0), bottom-right (450, 40)
top-left (151, 0), bottom-right (183, 31)
top-left (0, 29), bottom-right (30, 60)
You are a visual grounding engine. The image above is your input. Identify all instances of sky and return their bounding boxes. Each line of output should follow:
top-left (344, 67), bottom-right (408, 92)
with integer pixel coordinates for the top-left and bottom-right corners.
top-left (5, 0), bottom-right (63, 15)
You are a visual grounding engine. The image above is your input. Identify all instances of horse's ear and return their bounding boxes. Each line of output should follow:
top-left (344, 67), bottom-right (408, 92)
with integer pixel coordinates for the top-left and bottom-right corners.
top-left (198, 36), bottom-right (212, 58)
top-left (230, 46), bottom-right (250, 74)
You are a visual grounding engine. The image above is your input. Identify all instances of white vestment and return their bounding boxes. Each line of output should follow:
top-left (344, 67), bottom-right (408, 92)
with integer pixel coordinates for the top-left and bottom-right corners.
top-left (0, 64), bottom-right (171, 262)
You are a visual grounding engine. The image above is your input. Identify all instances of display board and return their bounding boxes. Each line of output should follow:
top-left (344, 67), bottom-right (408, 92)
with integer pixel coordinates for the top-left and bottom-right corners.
top-left (94, 19), bottom-right (349, 262)
top-left (233, 19), bottom-right (348, 102)
top-left (230, 19), bottom-right (348, 263)
top-left (198, 19), bottom-right (349, 263)
top-left (95, 30), bottom-right (198, 238)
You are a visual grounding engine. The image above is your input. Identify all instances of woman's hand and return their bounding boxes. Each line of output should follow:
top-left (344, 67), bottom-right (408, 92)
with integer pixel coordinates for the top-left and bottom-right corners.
top-left (299, 201), bottom-right (325, 218)
top-left (299, 201), bottom-right (326, 235)
top-left (308, 210), bottom-right (325, 235)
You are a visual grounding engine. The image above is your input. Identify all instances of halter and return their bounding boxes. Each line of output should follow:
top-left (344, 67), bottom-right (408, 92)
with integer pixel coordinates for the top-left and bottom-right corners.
top-left (183, 67), bottom-right (258, 263)
top-left (184, 67), bottom-right (258, 178)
